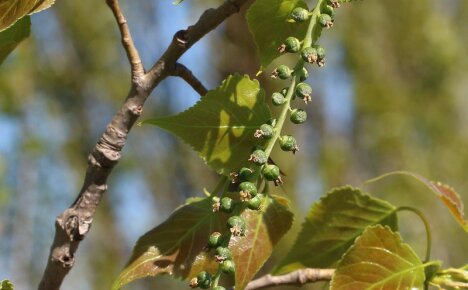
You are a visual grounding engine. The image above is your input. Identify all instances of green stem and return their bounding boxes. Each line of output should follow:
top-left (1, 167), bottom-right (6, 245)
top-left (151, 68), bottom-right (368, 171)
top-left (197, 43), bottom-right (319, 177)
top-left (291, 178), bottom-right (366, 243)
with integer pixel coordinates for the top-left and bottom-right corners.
top-left (396, 206), bottom-right (432, 263)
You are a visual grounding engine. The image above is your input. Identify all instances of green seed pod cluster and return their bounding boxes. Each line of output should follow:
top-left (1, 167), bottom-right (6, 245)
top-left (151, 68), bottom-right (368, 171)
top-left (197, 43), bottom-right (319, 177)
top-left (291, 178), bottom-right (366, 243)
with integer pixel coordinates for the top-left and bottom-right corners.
top-left (208, 232), bottom-right (223, 248)
top-left (262, 164), bottom-right (282, 186)
top-left (314, 45), bottom-right (326, 67)
top-left (227, 215), bottom-right (246, 237)
top-left (254, 124), bottom-right (274, 139)
top-left (272, 92), bottom-right (285, 106)
top-left (290, 109), bottom-right (307, 124)
top-left (280, 87), bottom-right (289, 96)
top-left (220, 197), bottom-right (235, 213)
top-left (322, 5), bottom-right (335, 17)
top-left (249, 149), bottom-right (267, 165)
top-left (327, 0), bottom-right (340, 8)
top-left (191, 271), bottom-right (211, 289)
top-left (279, 135), bottom-right (299, 154)
top-left (279, 37), bottom-right (301, 53)
top-left (239, 181), bottom-right (257, 201)
top-left (295, 82), bottom-right (313, 104)
top-left (238, 167), bottom-right (253, 181)
top-left (215, 247), bottom-right (232, 262)
top-left (299, 67), bottom-right (309, 81)
top-left (248, 194), bottom-right (263, 210)
top-left (319, 14), bottom-right (334, 28)
top-left (301, 46), bottom-right (318, 64)
top-left (290, 7), bottom-right (309, 22)
top-left (221, 260), bottom-right (236, 275)
top-left (271, 65), bottom-right (292, 80)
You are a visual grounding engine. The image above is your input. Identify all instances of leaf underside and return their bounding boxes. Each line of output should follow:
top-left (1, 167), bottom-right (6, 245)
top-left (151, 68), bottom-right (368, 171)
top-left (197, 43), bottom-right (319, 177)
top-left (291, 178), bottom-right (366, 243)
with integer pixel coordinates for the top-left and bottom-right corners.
top-left (0, 16), bottom-right (30, 65)
top-left (331, 225), bottom-right (426, 290)
top-left (144, 74), bottom-right (271, 176)
top-left (274, 186), bottom-right (398, 275)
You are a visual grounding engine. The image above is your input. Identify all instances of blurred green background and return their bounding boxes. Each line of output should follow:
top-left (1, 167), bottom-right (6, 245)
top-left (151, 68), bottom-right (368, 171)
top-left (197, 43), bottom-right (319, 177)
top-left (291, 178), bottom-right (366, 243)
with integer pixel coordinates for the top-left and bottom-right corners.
top-left (0, 0), bottom-right (467, 289)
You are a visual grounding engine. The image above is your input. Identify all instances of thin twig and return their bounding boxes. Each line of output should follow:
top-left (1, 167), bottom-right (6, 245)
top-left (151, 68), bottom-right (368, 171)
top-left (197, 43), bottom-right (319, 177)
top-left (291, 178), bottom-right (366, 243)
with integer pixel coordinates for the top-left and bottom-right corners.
top-left (244, 268), bottom-right (335, 290)
top-left (106, 0), bottom-right (145, 78)
top-left (171, 62), bottom-right (208, 96)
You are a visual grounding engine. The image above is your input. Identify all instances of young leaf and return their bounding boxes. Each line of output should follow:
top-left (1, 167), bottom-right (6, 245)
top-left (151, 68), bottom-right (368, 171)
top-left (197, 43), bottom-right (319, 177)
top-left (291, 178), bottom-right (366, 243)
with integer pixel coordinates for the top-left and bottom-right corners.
top-left (143, 74), bottom-right (271, 176)
top-left (331, 225), bottom-right (427, 290)
top-left (0, 0), bottom-right (55, 32)
top-left (0, 280), bottom-right (14, 290)
top-left (230, 196), bottom-right (294, 290)
top-left (246, 0), bottom-right (309, 68)
top-left (364, 171), bottom-right (468, 232)
top-left (112, 197), bottom-right (224, 290)
top-left (430, 266), bottom-right (468, 290)
top-left (0, 16), bottom-right (31, 66)
top-left (274, 186), bottom-right (398, 275)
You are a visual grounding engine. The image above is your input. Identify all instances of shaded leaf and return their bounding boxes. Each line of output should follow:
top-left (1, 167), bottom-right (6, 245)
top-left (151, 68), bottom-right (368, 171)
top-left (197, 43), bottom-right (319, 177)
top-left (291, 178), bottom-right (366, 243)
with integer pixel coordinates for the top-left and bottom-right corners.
top-left (246, 0), bottom-right (309, 68)
top-left (0, 280), bottom-right (14, 290)
top-left (331, 225), bottom-right (426, 290)
top-left (0, 16), bottom-right (30, 66)
top-left (144, 74), bottom-right (270, 175)
top-left (364, 171), bottom-right (468, 232)
top-left (231, 195), bottom-right (294, 290)
top-left (274, 186), bottom-right (398, 275)
top-left (0, 0), bottom-right (55, 32)
top-left (112, 197), bottom-right (224, 290)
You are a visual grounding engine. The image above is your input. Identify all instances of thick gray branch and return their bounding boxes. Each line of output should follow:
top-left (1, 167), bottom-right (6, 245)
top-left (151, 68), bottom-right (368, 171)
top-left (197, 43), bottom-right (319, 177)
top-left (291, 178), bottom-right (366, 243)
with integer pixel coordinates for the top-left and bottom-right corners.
top-left (244, 268), bottom-right (335, 290)
top-left (37, 1), bottom-right (250, 289)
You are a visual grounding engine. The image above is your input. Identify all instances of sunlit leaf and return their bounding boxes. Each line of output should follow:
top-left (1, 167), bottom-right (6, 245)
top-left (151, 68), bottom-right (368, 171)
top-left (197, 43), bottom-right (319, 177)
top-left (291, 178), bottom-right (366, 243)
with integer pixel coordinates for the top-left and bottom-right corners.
top-left (0, 16), bottom-right (30, 66)
top-left (112, 197), bottom-right (224, 290)
top-left (144, 74), bottom-right (271, 175)
top-left (246, 0), bottom-right (309, 68)
top-left (430, 266), bottom-right (468, 290)
top-left (331, 225), bottom-right (427, 290)
top-left (364, 171), bottom-right (468, 232)
top-left (231, 195), bottom-right (294, 290)
top-left (0, 280), bottom-right (14, 290)
top-left (274, 186), bottom-right (398, 275)
top-left (0, 0), bottom-right (55, 32)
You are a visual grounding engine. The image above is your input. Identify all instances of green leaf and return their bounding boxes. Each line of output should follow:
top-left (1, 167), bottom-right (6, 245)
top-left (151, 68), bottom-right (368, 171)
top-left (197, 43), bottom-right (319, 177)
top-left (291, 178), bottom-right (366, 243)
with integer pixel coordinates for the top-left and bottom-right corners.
top-left (274, 186), bottom-right (398, 275)
top-left (0, 0), bottom-right (55, 32)
top-left (112, 197), bottom-right (224, 290)
top-left (246, 0), bottom-right (309, 68)
top-left (364, 171), bottom-right (468, 232)
top-left (0, 280), bottom-right (14, 290)
top-left (231, 195), bottom-right (294, 290)
top-left (331, 225), bottom-right (427, 290)
top-left (0, 16), bottom-right (30, 66)
top-left (430, 266), bottom-right (468, 290)
top-left (144, 74), bottom-right (270, 175)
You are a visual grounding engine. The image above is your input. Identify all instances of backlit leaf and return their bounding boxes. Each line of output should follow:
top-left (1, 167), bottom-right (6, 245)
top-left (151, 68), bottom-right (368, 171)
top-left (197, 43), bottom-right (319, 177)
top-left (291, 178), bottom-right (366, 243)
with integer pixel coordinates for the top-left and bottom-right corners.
top-left (364, 171), bottom-right (468, 232)
top-left (144, 74), bottom-right (271, 175)
top-left (246, 0), bottom-right (309, 68)
top-left (0, 0), bottom-right (55, 32)
top-left (0, 16), bottom-right (30, 66)
top-left (231, 195), bottom-right (294, 290)
top-left (274, 186), bottom-right (398, 275)
top-left (0, 280), bottom-right (14, 290)
top-left (331, 225), bottom-right (426, 290)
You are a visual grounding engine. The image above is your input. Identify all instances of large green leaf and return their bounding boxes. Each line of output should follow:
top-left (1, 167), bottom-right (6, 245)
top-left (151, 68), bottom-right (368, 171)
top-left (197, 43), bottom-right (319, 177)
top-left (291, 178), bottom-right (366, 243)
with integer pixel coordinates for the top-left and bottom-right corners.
top-left (0, 280), bottom-right (14, 290)
top-left (331, 225), bottom-right (426, 290)
top-left (0, 0), bottom-right (55, 32)
top-left (246, 0), bottom-right (309, 68)
top-left (144, 74), bottom-right (270, 175)
top-left (274, 186), bottom-right (398, 275)
top-left (231, 196), bottom-right (294, 290)
top-left (0, 16), bottom-right (30, 66)
top-left (112, 197), bottom-right (223, 290)
top-left (365, 171), bottom-right (468, 232)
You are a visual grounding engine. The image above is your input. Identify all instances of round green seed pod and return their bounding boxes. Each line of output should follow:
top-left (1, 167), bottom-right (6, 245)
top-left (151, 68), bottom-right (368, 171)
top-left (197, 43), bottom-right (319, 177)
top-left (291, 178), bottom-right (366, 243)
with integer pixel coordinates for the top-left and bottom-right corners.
top-left (319, 14), bottom-right (333, 28)
top-left (197, 271), bottom-right (212, 289)
top-left (299, 67), bottom-right (309, 82)
top-left (272, 92), bottom-right (285, 106)
top-left (322, 5), bottom-right (335, 17)
top-left (290, 109), bottom-right (307, 124)
top-left (238, 167), bottom-right (253, 181)
top-left (279, 135), bottom-right (298, 152)
top-left (262, 164), bottom-right (280, 181)
top-left (280, 87), bottom-right (289, 96)
top-left (227, 216), bottom-right (246, 236)
top-left (255, 124), bottom-right (274, 139)
top-left (301, 47), bottom-right (318, 63)
top-left (314, 45), bottom-right (326, 60)
top-left (295, 83), bottom-right (312, 100)
top-left (248, 195), bottom-right (263, 210)
top-left (208, 232), bottom-right (223, 248)
top-left (220, 197), bottom-right (235, 213)
top-left (272, 65), bottom-right (291, 80)
top-left (249, 149), bottom-right (267, 165)
top-left (239, 181), bottom-right (257, 198)
top-left (221, 260), bottom-right (236, 275)
top-left (284, 37), bottom-right (301, 53)
top-left (213, 287), bottom-right (226, 290)
top-left (290, 7), bottom-right (309, 22)
top-left (215, 246), bottom-right (232, 262)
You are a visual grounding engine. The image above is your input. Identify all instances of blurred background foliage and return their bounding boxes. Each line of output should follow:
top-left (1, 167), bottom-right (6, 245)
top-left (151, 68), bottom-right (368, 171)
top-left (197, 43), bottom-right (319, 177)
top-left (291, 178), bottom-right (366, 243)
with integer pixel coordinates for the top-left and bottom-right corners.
top-left (0, 0), bottom-right (467, 289)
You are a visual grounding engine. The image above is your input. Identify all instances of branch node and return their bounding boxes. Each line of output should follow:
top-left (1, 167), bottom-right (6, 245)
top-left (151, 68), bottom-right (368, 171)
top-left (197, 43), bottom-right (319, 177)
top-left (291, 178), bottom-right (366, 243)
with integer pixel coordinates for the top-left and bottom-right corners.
top-left (174, 30), bottom-right (189, 47)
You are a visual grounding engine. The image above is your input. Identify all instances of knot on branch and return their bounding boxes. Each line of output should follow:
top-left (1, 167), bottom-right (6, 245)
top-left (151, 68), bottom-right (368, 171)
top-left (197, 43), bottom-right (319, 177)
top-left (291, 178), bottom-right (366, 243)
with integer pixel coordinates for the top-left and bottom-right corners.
top-left (174, 30), bottom-right (189, 48)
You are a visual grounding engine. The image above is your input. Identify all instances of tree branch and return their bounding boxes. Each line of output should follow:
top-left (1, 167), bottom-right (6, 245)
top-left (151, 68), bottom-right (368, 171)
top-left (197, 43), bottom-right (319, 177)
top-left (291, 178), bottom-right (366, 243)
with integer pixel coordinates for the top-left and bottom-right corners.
top-left (106, 0), bottom-right (145, 78)
top-left (244, 268), bottom-right (335, 290)
top-left (37, 1), bottom-right (250, 289)
top-left (171, 62), bottom-right (208, 96)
